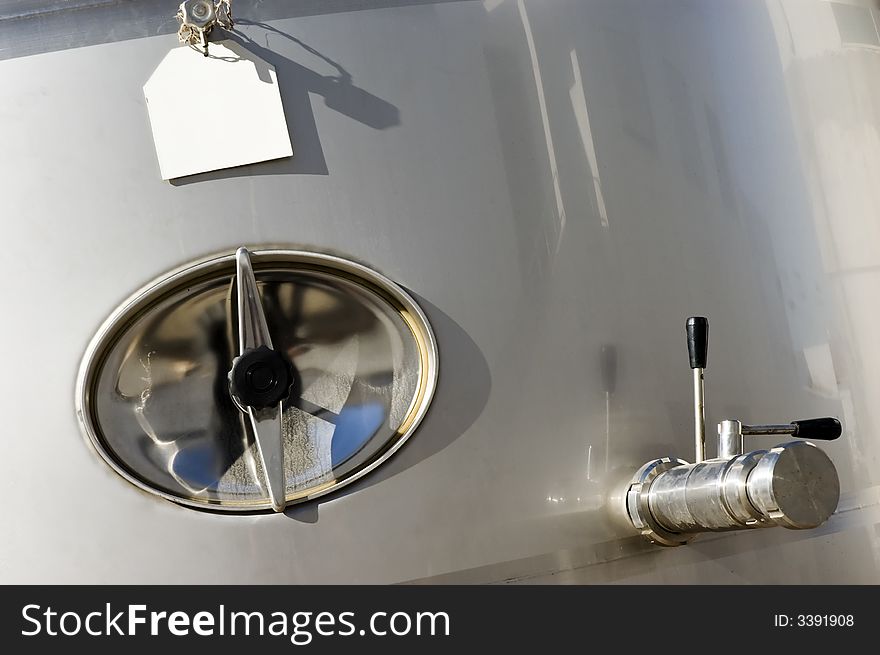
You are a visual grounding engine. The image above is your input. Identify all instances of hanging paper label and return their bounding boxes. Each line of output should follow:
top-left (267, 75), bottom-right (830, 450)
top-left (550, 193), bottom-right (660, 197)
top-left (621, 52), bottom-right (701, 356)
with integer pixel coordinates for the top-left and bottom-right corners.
top-left (144, 40), bottom-right (293, 180)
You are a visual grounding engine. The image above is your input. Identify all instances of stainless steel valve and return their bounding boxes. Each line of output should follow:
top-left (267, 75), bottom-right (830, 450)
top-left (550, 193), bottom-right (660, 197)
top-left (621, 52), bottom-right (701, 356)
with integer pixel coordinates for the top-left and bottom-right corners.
top-left (621, 317), bottom-right (842, 546)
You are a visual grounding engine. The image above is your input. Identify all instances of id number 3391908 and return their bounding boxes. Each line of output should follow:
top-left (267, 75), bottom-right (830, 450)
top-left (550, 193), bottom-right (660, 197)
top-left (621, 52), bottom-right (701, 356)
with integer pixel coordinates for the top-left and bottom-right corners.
top-left (773, 615), bottom-right (854, 627)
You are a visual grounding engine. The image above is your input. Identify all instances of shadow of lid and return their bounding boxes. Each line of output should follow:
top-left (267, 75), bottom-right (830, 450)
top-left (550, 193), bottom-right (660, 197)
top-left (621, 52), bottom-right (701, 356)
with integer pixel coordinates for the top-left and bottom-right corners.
top-left (285, 293), bottom-right (491, 522)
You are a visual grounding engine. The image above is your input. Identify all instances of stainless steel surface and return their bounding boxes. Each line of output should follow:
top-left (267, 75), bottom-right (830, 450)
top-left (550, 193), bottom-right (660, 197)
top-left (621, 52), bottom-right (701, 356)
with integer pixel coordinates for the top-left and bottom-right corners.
top-left (748, 441), bottom-right (841, 529)
top-left (232, 247), bottom-right (285, 512)
top-left (718, 419), bottom-right (744, 460)
top-left (3, 0), bottom-right (880, 583)
top-left (75, 248), bottom-right (438, 512)
top-left (693, 367), bottom-right (706, 462)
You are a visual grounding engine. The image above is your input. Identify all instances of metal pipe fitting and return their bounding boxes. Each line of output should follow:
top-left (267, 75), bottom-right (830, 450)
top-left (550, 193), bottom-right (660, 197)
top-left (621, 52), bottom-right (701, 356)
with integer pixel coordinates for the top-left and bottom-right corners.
top-left (718, 419), bottom-right (744, 460)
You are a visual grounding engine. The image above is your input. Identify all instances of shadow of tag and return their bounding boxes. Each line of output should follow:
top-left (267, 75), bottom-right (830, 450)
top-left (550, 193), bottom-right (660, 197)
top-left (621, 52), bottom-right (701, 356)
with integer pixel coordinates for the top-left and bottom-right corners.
top-left (144, 40), bottom-right (293, 180)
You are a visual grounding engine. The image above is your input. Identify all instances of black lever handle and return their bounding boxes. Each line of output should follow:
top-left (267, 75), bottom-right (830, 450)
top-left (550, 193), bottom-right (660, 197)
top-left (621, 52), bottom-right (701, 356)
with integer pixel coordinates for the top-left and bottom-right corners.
top-left (793, 417), bottom-right (842, 441)
top-left (686, 316), bottom-right (709, 369)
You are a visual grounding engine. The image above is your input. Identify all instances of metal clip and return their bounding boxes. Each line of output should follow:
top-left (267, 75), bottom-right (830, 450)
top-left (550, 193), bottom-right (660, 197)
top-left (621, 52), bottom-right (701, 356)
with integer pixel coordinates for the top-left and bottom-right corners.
top-left (176, 0), bottom-right (234, 56)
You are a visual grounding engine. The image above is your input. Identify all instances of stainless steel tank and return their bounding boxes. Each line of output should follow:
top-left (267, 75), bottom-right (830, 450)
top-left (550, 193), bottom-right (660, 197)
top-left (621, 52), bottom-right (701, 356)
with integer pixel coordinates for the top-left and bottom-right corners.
top-left (2, 0), bottom-right (880, 584)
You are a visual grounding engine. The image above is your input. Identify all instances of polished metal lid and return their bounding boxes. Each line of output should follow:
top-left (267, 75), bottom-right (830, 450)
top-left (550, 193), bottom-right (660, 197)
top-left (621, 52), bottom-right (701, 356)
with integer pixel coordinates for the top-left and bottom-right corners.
top-left (747, 441), bottom-right (840, 529)
top-left (76, 247), bottom-right (438, 512)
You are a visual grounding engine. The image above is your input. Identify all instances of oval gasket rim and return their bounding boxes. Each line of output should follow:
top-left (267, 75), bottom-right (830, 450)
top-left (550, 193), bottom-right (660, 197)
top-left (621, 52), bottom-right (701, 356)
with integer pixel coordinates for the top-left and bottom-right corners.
top-left (75, 246), bottom-right (439, 513)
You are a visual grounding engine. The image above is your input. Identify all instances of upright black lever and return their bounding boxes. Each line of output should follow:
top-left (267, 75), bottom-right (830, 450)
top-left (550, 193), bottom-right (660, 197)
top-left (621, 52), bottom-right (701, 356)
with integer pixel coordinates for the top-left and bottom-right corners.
top-left (686, 317), bottom-right (708, 369)
top-left (686, 316), bottom-right (709, 462)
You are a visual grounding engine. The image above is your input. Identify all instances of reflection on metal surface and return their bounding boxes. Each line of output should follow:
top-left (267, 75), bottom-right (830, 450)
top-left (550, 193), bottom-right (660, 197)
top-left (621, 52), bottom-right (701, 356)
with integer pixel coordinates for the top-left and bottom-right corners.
top-left (517, 0), bottom-right (566, 252)
top-left (569, 49), bottom-right (608, 229)
top-left (75, 248), bottom-right (438, 512)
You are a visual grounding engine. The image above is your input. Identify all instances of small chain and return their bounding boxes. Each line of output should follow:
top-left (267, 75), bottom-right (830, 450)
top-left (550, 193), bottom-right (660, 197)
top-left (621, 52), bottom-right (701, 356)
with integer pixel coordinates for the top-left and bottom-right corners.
top-left (215, 0), bottom-right (233, 29)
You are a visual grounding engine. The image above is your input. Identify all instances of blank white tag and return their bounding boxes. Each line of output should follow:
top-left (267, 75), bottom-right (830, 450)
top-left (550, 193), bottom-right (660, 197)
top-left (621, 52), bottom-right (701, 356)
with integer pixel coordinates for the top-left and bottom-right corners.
top-left (144, 40), bottom-right (293, 180)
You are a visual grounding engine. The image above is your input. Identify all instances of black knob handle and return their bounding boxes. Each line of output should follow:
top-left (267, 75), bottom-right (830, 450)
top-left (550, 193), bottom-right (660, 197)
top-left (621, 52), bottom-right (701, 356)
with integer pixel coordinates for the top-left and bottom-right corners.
top-left (229, 345), bottom-right (294, 409)
top-left (686, 316), bottom-right (708, 369)
top-left (792, 417), bottom-right (842, 441)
